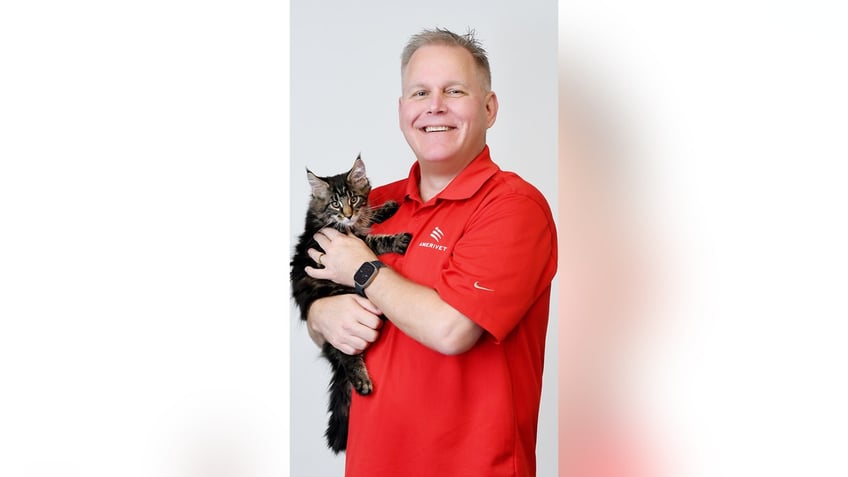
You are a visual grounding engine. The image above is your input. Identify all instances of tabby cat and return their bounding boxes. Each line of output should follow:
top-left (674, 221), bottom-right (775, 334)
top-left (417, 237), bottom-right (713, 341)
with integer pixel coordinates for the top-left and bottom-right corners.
top-left (291, 155), bottom-right (411, 453)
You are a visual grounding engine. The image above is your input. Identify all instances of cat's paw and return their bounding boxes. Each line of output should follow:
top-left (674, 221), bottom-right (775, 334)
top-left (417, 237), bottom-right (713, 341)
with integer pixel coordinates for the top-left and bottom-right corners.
top-left (352, 374), bottom-right (373, 395)
top-left (396, 232), bottom-right (413, 254)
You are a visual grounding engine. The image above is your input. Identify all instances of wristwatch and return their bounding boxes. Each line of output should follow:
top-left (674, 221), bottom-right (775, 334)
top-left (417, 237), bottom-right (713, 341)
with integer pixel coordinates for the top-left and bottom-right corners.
top-left (353, 260), bottom-right (385, 297)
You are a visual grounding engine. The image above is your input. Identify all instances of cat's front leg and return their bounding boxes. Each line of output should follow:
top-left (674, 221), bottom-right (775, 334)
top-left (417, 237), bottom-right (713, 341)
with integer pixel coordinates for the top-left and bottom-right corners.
top-left (345, 354), bottom-right (373, 396)
top-left (365, 232), bottom-right (413, 256)
top-left (370, 200), bottom-right (400, 224)
top-left (325, 344), bottom-right (374, 396)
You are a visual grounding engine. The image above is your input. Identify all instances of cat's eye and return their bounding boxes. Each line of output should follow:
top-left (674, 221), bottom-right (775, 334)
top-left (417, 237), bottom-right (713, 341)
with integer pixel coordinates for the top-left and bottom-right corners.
top-left (330, 199), bottom-right (340, 208)
top-left (351, 196), bottom-right (361, 205)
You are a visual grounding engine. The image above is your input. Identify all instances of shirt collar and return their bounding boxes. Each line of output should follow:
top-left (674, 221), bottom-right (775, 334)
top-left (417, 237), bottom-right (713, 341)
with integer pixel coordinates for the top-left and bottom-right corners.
top-left (403, 146), bottom-right (499, 204)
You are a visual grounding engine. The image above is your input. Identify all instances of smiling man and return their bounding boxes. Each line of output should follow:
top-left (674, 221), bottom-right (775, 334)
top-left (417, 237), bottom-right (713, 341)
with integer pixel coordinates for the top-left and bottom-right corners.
top-left (304, 28), bottom-right (557, 477)
top-left (397, 36), bottom-right (498, 201)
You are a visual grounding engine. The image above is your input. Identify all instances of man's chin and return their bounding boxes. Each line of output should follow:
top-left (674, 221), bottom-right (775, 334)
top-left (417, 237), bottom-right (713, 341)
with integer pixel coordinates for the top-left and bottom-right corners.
top-left (416, 153), bottom-right (458, 165)
top-left (412, 145), bottom-right (460, 162)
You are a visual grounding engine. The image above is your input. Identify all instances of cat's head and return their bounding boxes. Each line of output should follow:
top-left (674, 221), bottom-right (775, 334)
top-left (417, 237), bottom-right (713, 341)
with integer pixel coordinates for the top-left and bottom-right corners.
top-left (306, 155), bottom-right (372, 230)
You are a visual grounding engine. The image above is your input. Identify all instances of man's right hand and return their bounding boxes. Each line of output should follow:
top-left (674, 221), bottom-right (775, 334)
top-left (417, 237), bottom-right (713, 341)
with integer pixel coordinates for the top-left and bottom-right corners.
top-left (306, 294), bottom-right (384, 355)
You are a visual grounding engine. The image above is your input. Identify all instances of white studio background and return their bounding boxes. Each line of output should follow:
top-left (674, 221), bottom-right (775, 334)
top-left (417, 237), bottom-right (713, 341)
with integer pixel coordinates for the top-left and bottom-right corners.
top-left (1, 2), bottom-right (289, 476)
top-left (290, 1), bottom-right (559, 476)
top-left (559, 1), bottom-right (848, 476)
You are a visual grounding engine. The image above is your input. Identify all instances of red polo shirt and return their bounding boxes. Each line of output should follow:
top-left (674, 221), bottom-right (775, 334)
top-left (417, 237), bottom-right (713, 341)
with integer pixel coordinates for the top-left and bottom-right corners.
top-left (345, 147), bottom-right (557, 477)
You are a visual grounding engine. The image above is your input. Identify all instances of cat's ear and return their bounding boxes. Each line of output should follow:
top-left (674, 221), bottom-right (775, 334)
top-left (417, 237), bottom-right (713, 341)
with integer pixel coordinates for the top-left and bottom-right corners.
top-left (348, 154), bottom-right (369, 190)
top-left (307, 169), bottom-right (330, 199)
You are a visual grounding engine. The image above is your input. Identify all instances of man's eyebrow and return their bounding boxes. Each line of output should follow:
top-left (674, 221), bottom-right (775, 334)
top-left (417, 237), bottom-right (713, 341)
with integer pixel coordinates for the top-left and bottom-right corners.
top-left (404, 81), bottom-right (470, 91)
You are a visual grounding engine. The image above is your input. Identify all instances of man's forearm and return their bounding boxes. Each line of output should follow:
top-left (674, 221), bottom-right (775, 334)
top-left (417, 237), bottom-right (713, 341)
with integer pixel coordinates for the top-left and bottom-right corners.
top-left (362, 266), bottom-right (483, 355)
top-left (306, 307), bottom-right (327, 348)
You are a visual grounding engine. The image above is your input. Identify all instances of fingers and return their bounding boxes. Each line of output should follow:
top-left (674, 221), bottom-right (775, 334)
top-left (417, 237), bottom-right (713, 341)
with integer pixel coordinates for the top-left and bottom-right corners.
top-left (312, 227), bottom-right (342, 248)
top-left (304, 247), bottom-right (331, 280)
top-left (306, 231), bottom-right (376, 287)
top-left (341, 306), bottom-right (382, 341)
top-left (307, 248), bottom-right (325, 267)
top-left (316, 227), bottom-right (343, 240)
top-left (337, 338), bottom-right (368, 356)
top-left (334, 316), bottom-right (380, 355)
top-left (304, 263), bottom-right (328, 280)
top-left (343, 320), bottom-right (380, 349)
top-left (353, 294), bottom-right (383, 316)
top-left (308, 294), bottom-right (383, 355)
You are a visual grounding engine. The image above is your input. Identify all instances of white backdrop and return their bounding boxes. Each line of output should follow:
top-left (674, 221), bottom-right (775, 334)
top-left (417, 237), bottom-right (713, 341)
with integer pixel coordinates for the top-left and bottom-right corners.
top-left (1, 1), bottom-right (290, 476)
top-left (289, 1), bottom-right (559, 476)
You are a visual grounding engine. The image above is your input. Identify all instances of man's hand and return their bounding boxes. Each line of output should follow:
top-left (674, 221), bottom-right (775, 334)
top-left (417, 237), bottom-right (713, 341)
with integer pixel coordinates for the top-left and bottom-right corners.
top-left (307, 294), bottom-right (384, 355)
top-left (306, 228), bottom-right (378, 287)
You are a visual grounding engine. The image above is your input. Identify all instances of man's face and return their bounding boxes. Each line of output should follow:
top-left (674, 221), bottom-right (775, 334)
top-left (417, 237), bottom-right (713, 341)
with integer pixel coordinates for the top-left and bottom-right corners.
top-left (399, 45), bottom-right (498, 167)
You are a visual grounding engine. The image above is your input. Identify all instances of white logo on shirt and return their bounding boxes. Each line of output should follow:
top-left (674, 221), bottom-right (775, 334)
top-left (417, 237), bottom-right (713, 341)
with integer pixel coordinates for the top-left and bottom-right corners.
top-left (417, 226), bottom-right (449, 252)
top-left (473, 281), bottom-right (495, 292)
top-left (429, 226), bottom-right (445, 242)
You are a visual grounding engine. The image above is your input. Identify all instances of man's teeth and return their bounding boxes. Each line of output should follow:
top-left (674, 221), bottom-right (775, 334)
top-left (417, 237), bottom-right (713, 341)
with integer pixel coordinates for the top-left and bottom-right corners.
top-left (424, 126), bottom-right (450, 132)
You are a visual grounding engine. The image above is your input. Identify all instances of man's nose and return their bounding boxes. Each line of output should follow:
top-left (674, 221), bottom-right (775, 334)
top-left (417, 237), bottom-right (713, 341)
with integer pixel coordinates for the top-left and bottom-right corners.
top-left (427, 93), bottom-right (446, 113)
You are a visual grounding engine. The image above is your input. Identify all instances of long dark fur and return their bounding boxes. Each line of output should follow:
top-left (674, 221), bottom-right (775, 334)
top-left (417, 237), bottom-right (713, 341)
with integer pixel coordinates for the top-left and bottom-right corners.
top-left (291, 155), bottom-right (411, 453)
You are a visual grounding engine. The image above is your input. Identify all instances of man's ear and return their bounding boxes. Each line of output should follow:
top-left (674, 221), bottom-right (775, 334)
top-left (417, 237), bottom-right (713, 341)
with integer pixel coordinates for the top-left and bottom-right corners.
top-left (485, 91), bottom-right (499, 128)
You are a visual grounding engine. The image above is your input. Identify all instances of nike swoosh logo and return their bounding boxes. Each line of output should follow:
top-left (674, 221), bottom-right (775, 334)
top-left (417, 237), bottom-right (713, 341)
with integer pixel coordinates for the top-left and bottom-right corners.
top-left (473, 281), bottom-right (495, 292)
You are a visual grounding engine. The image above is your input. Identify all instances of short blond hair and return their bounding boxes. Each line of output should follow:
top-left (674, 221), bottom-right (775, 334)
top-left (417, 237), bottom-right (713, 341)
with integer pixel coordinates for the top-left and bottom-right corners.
top-left (401, 27), bottom-right (492, 91)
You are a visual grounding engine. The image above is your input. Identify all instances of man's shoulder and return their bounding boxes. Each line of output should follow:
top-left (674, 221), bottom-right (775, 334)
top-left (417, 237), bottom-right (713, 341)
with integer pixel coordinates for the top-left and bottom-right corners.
top-left (486, 169), bottom-right (551, 210)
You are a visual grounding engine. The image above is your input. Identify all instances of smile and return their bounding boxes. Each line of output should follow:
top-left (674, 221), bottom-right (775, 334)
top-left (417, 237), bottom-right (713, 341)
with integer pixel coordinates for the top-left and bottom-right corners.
top-left (423, 126), bottom-right (453, 132)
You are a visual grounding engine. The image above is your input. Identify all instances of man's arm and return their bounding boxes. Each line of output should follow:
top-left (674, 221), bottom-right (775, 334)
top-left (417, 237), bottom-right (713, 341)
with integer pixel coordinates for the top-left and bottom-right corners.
top-left (305, 228), bottom-right (484, 356)
top-left (354, 265), bottom-right (484, 355)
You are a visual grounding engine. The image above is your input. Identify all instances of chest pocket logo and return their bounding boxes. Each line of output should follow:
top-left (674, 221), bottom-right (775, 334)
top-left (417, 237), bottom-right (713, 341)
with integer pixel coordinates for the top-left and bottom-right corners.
top-left (417, 226), bottom-right (449, 252)
top-left (429, 226), bottom-right (445, 242)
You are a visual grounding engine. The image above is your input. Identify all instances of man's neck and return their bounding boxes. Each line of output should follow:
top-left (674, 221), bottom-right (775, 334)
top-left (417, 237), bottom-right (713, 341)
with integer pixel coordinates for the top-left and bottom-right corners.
top-left (416, 144), bottom-right (490, 202)
top-left (418, 175), bottom-right (451, 203)
top-left (417, 155), bottom-right (476, 202)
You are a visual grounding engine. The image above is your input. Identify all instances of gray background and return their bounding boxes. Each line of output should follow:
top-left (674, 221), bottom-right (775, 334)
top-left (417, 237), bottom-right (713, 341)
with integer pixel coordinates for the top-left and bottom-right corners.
top-left (290, 1), bottom-right (559, 475)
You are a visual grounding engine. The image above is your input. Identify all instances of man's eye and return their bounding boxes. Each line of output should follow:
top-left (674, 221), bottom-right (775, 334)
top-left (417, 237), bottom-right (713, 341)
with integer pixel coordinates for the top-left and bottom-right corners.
top-left (413, 90), bottom-right (427, 98)
top-left (446, 88), bottom-right (463, 96)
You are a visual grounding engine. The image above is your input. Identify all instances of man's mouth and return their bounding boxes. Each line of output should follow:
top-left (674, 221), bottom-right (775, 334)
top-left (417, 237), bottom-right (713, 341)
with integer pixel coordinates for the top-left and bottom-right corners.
top-left (423, 126), bottom-right (453, 133)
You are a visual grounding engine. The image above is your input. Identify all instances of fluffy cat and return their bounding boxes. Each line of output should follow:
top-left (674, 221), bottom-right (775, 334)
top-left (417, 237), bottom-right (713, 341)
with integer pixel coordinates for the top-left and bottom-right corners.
top-left (291, 155), bottom-right (411, 453)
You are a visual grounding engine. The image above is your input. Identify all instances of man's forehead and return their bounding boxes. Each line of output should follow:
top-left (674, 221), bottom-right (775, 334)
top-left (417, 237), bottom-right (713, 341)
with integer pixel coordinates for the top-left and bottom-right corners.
top-left (402, 49), bottom-right (478, 81)
top-left (405, 44), bottom-right (473, 67)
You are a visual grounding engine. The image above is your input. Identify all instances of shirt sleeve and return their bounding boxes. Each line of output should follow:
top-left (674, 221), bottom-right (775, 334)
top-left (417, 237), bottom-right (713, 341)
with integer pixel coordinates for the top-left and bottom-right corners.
top-left (435, 191), bottom-right (557, 342)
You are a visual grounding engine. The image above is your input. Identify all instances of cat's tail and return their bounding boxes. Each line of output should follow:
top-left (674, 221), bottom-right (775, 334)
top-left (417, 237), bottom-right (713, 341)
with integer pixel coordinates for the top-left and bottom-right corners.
top-left (325, 379), bottom-right (351, 454)
top-left (323, 342), bottom-right (352, 454)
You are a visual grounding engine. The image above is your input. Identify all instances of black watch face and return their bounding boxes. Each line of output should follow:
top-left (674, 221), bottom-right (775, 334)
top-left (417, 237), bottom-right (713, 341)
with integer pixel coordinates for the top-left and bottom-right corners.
top-left (354, 262), bottom-right (375, 285)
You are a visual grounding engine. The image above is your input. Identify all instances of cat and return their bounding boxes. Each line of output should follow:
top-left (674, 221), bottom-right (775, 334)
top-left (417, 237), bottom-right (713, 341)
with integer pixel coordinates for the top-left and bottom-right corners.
top-left (291, 155), bottom-right (412, 453)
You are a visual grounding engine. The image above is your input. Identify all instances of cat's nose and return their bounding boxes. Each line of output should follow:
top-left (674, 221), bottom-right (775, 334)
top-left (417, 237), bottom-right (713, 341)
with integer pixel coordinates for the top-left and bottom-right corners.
top-left (343, 204), bottom-right (353, 217)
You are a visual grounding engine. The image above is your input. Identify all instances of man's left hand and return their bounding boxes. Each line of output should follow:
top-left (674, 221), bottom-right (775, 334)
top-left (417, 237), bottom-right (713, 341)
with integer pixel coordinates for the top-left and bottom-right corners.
top-left (305, 228), bottom-right (378, 287)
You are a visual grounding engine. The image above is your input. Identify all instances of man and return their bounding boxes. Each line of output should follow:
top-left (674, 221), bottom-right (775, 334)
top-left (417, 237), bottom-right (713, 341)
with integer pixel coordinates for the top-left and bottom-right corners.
top-left (304, 28), bottom-right (557, 476)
